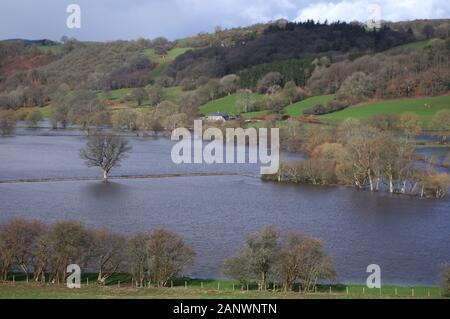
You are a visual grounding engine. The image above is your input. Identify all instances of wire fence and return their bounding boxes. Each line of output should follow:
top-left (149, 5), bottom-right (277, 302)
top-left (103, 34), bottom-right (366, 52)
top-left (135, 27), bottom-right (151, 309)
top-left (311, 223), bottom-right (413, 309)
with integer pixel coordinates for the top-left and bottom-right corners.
top-left (5, 273), bottom-right (446, 298)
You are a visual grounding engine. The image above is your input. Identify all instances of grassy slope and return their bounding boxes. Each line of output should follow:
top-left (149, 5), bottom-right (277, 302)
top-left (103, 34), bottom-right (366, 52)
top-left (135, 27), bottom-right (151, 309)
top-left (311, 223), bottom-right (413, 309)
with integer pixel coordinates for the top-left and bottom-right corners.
top-left (36, 44), bottom-right (63, 54)
top-left (394, 39), bottom-right (432, 50)
top-left (198, 93), bottom-right (449, 128)
top-left (97, 88), bottom-right (134, 101)
top-left (285, 95), bottom-right (335, 116)
top-left (145, 47), bottom-right (194, 78)
top-left (199, 93), bottom-right (264, 115)
top-left (319, 95), bottom-right (450, 125)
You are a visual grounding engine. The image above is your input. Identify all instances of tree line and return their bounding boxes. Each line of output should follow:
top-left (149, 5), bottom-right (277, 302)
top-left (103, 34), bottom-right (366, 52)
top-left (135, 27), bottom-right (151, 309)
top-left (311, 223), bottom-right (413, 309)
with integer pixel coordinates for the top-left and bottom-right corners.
top-left (0, 218), bottom-right (195, 286)
top-left (223, 226), bottom-right (335, 292)
top-left (272, 119), bottom-right (450, 198)
top-left (167, 21), bottom-right (415, 82)
top-left (308, 38), bottom-right (450, 101)
top-left (0, 41), bottom-right (154, 110)
top-left (237, 58), bottom-right (313, 89)
top-left (0, 219), bottom-right (337, 293)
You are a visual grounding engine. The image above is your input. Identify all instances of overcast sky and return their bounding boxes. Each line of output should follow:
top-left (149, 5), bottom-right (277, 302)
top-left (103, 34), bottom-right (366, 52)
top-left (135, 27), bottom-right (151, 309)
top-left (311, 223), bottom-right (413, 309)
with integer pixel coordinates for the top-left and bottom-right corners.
top-left (1, 0), bottom-right (449, 41)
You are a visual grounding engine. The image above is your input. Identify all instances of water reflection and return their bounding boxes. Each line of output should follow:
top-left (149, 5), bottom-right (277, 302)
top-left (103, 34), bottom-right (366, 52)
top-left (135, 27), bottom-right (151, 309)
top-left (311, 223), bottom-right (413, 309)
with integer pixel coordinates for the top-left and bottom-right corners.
top-left (0, 132), bottom-right (449, 285)
top-left (83, 180), bottom-right (127, 198)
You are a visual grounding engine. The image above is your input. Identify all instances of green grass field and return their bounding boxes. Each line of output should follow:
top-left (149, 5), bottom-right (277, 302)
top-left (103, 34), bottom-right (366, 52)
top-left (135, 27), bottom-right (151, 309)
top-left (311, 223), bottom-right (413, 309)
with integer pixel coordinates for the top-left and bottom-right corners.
top-left (284, 95), bottom-right (335, 116)
top-left (319, 95), bottom-right (450, 125)
top-left (0, 274), bottom-right (446, 299)
top-left (36, 44), bottom-right (63, 54)
top-left (199, 94), bottom-right (450, 126)
top-left (199, 93), bottom-right (264, 115)
top-left (0, 281), bottom-right (445, 299)
top-left (144, 47), bottom-right (193, 63)
top-left (394, 39), bottom-right (432, 50)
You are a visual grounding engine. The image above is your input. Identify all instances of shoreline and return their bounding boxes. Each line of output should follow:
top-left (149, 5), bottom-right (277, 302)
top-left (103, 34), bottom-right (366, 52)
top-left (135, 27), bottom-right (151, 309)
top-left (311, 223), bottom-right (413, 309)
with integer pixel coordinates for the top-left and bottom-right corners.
top-left (0, 172), bottom-right (255, 184)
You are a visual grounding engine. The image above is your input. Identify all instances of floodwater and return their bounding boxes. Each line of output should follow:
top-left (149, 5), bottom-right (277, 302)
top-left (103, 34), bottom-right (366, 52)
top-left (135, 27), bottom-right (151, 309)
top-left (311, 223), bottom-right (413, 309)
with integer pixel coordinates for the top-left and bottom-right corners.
top-left (0, 128), bottom-right (449, 285)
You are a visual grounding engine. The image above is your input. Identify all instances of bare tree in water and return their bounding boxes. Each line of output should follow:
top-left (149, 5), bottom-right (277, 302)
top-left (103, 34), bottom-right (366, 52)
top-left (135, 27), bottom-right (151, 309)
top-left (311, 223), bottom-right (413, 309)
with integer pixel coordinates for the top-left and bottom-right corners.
top-left (80, 133), bottom-right (132, 180)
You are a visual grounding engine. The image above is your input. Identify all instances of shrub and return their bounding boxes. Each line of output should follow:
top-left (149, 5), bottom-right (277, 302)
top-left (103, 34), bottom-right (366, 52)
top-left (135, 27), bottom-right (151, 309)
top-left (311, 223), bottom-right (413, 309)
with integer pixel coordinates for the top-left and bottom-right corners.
top-left (0, 109), bottom-right (16, 136)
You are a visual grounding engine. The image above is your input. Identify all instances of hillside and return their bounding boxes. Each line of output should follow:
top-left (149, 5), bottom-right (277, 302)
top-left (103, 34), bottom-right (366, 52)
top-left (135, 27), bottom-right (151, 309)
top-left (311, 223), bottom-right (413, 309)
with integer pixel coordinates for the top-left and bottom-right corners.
top-left (167, 21), bottom-right (415, 82)
top-left (0, 18), bottom-right (449, 134)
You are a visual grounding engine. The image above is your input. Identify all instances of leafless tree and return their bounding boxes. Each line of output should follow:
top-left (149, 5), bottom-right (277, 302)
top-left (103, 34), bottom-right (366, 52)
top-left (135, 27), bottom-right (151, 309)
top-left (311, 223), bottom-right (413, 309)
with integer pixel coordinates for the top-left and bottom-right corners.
top-left (80, 133), bottom-right (132, 180)
top-left (399, 112), bottom-right (422, 139)
top-left (0, 109), bottom-right (16, 136)
top-left (220, 74), bottom-right (238, 96)
top-left (128, 232), bottom-right (150, 287)
top-left (90, 229), bottom-right (127, 285)
top-left (146, 85), bottom-right (164, 106)
top-left (430, 109), bottom-right (450, 144)
top-left (0, 221), bottom-right (17, 280)
top-left (47, 221), bottom-right (92, 284)
top-left (236, 89), bottom-right (255, 113)
top-left (24, 109), bottom-right (43, 128)
top-left (32, 226), bottom-right (52, 282)
top-left (7, 219), bottom-right (45, 281)
top-left (257, 72), bottom-right (282, 94)
top-left (223, 226), bottom-right (280, 291)
top-left (279, 231), bottom-right (335, 292)
top-left (223, 253), bottom-right (252, 287)
top-left (283, 81), bottom-right (304, 105)
top-left (111, 110), bottom-right (138, 131)
top-left (147, 229), bottom-right (196, 287)
top-left (67, 90), bottom-right (106, 132)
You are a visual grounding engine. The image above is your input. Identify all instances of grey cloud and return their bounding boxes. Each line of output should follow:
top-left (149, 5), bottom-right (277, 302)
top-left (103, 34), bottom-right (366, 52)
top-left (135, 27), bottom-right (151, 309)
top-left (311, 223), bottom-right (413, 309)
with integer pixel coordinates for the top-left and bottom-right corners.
top-left (0, 0), bottom-right (448, 41)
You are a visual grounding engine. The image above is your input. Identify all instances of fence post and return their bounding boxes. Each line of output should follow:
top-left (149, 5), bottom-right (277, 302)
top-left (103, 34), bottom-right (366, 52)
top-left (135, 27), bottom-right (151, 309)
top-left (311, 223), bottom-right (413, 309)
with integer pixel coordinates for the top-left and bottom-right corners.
top-left (395, 288), bottom-right (397, 296)
top-left (315, 286), bottom-right (317, 294)
top-left (329, 286), bottom-right (332, 294)
top-left (346, 286), bottom-right (349, 295)
top-left (427, 289), bottom-right (430, 297)
top-left (13, 275), bottom-right (15, 283)
top-left (232, 283), bottom-right (235, 291)
top-left (87, 278), bottom-right (89, 286)
top-left (118, 281), bottom-right (120, 288)
top-left (171, 280), bottom-right (173, 288)
top-left (412, 288), bottom-right (414, 297)
top-left (246, 283), bottom-right (249, 292)
top-left (217, 283), bottom-right (220, 290)
top-left (185, 281), bottom-right (187, 289)
top-left (299, 285), bottom-right (302, 294)
top-left (362, 287), bottom-right (365, 294)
